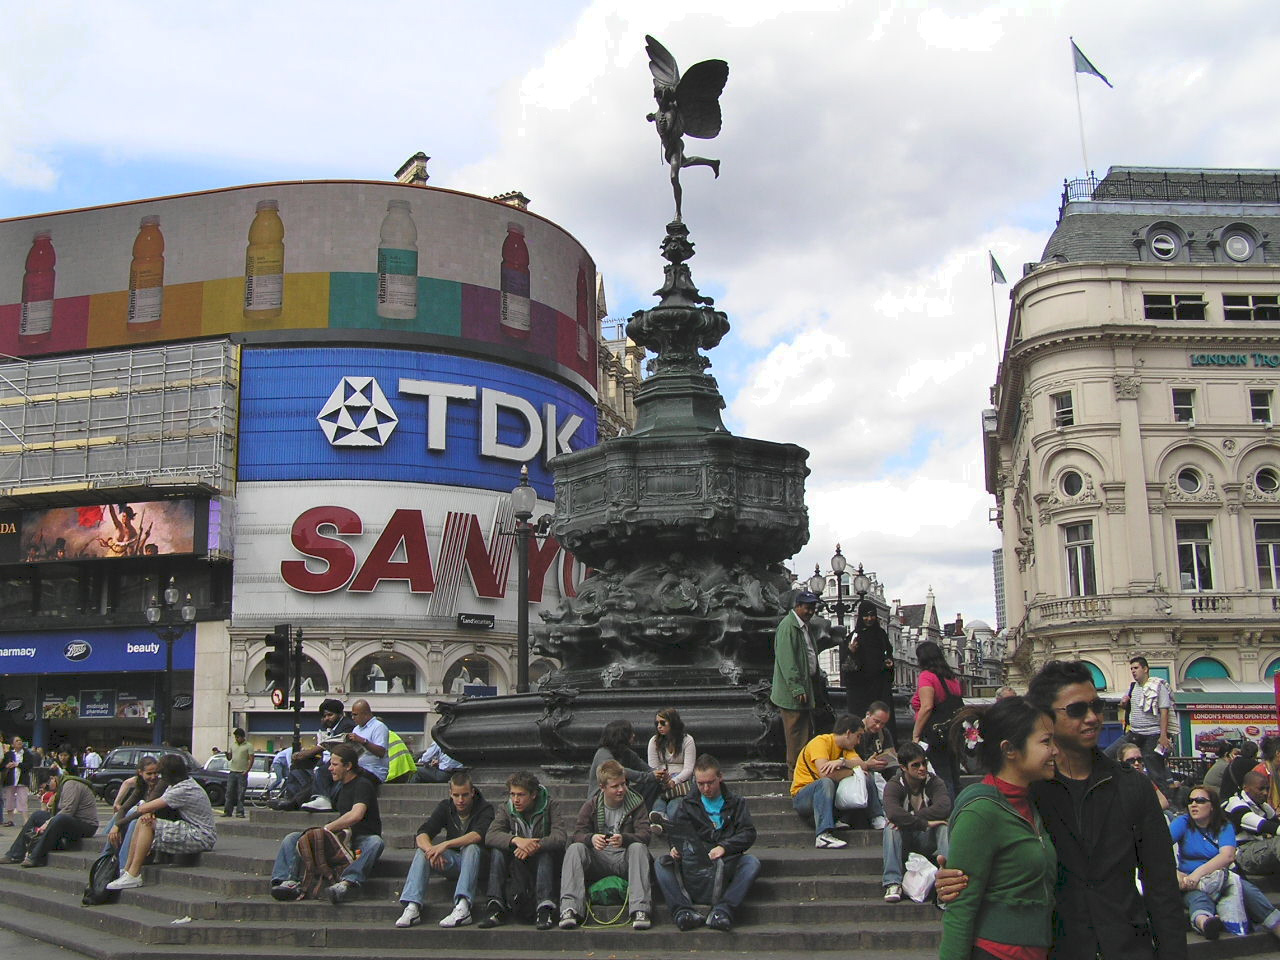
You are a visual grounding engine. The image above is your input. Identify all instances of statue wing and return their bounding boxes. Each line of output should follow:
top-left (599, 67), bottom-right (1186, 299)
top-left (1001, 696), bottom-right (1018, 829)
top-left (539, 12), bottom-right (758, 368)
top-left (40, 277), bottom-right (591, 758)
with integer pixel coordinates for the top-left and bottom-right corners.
top-left (645, 35), bottom-right (681, 87)
top-left (675, 59), bottom-right (728, 139)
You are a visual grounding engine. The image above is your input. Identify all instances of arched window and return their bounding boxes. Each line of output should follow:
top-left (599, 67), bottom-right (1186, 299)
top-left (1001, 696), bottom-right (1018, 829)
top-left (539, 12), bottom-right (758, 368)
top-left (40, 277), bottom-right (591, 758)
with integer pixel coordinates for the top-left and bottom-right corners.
top-left (1265, 659), bottom-right (1280, 680)
top-left (1083, 661), bottom-right (1108, 692)
top-left (348, 651), bottom-right (418, 693)
top-left (1184, 657), bottom-right (1231, 681)
top-left (444, 655), bottom-right (497, 695)
top-left (251, 655), bottom-right (327, 693)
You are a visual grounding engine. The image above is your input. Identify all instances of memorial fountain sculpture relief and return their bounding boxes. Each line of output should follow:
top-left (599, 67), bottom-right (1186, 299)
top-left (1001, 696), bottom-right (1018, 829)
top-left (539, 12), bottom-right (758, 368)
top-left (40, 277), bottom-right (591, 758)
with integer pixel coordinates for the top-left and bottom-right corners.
top-left (433, 36), bottom-right (823, 774)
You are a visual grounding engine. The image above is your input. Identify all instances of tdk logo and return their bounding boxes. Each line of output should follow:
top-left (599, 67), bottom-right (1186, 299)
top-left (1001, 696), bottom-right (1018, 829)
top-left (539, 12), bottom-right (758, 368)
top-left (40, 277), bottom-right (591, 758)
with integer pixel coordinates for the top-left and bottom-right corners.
top-left (63, 641), bottom-right (92, 662)
top-left (317, 377), bottom-right (399, 448)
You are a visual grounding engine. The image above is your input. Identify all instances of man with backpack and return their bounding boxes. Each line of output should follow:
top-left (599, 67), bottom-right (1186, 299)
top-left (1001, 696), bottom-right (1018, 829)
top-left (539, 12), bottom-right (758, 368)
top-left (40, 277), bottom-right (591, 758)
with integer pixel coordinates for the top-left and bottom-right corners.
top-left (478, 770), bottom-right (566, 930)
top-left (650, 753), bottom-right (759, 932)
top-left (557, 759), bottom-right (653, 931)
top-left (268, 744), bottom-right (385, 904)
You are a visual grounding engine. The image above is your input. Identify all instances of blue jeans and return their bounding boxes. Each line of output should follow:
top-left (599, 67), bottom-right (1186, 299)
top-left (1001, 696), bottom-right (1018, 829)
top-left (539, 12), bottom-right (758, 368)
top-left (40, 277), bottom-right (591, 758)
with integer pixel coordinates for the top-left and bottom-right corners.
top-left (654, 852), bottom-right (760, 915)
top-left (225, 771), bottom-right (248, 815)
top-left (793, 778), bottom-right (837, 836)
top-left (881, 824), bottom-right (949, 886)
top-left (271, 830), bottom-right (385, 886)
top-left (400, 844), bottom-right (482, 906)
top-left (650, 794), bottom-right (684, 819)
top-left (1185, 876), bottom-right (1280, 931)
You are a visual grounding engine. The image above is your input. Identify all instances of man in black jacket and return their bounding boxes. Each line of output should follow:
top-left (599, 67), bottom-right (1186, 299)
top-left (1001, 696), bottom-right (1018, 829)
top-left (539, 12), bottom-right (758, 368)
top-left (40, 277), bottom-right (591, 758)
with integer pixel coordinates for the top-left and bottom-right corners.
top-left (394, 771), bottom-right (495, 928)
top-left (651, 753), bottom-right (760, 932)
top-left (938, 661), bottom-right (1186, 960)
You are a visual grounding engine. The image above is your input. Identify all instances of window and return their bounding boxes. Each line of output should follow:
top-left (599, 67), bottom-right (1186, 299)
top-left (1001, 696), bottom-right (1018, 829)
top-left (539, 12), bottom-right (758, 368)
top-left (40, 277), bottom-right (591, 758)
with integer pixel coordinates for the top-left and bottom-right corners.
top-left (1061, 470), bottom-right (1083, 496)
top-left (1143, 294), bottom-right (1206, 321)
top-left (1176, 520), bottom-right (1214, 591)
top-left (1172, 389), bottom-right (1196, 423)
top-left (1051, 391), bottom-right (1074, 427)
top-left (1176, 468), bottom-right (1202, 494)
top-left (1064, 523), bottom-right (1097, 597)
top-left (1150, 233), bottom-right (1180, 260)
top-left (1223, 294), bottom-right (1280, 322)
top-left (1251, 390), bottom-right (1273, 424)
top-left (1257, 521), bottom-right (1280, 589)
top-left (1257, 467), bottom-right (1280, 493)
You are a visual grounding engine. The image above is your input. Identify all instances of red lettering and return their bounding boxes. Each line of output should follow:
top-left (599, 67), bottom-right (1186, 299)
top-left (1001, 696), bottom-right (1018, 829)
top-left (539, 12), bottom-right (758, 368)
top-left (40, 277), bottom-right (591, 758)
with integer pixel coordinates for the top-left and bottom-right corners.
top-left (280, 506), bottom-right (361, 593)
top-left (349, 509), bottom-right (436, 592)
top-left (526, 536), bottom-right (561, 603)
top-left (460, 513), bottom-right (502, 598)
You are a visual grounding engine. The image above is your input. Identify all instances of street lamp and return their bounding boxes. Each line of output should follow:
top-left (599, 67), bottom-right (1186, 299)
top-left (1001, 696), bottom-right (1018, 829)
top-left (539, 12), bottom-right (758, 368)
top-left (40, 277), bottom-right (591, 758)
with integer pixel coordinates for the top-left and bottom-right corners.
top-left (510, 466), bottom-right (538, 694)
top-left (145, 577), bottom-right (196, 746)
top-left (829, 544), bottom-right (851, 627)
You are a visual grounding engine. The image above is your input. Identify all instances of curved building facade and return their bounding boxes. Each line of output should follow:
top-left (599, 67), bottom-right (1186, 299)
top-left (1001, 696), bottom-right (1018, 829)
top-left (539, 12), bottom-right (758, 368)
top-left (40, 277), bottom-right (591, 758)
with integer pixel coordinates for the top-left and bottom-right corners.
top-left (0, 180), bottom-right (599, 753)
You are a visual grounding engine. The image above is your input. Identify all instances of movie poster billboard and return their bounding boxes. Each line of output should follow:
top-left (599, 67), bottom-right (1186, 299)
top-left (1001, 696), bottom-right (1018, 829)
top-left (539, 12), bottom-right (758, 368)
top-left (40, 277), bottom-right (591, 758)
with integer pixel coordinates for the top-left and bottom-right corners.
top-left (0, 499), bottom-right (197, 563)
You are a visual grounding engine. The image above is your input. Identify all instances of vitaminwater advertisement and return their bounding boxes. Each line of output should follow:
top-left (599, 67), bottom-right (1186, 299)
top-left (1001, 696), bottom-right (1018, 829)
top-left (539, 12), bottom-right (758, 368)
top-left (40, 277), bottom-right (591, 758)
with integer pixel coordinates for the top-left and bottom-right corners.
top-left (0, 182), bottom-right (598, 394)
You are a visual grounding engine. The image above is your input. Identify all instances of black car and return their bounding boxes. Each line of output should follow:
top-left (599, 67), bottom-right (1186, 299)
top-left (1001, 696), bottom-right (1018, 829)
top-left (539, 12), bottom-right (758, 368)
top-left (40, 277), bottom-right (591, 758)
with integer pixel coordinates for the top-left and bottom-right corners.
top-left (86, 746), bottom-right (230, 806)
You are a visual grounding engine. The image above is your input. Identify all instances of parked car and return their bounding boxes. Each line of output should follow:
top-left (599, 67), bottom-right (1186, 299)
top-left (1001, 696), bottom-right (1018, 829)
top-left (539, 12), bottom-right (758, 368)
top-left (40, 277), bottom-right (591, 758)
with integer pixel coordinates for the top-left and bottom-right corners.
top-left (203, 751), bottom-right (276, 796)
top-left (86, 746), bottom-right (230, 806)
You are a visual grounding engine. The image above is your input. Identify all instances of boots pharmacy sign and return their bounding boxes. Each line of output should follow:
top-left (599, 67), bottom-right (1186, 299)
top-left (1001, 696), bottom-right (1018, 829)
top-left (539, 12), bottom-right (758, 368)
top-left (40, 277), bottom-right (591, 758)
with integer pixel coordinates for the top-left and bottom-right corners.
top-left (238, 347), bottom-right (595, 498)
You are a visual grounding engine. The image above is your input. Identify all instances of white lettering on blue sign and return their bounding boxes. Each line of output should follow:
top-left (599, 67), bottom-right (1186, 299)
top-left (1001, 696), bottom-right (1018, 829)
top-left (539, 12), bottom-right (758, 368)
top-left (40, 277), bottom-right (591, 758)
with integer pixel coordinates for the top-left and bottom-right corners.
top-left (0, 647), bottom-right (36, 657)
top-left (126, 642), bottom-right (162, 655)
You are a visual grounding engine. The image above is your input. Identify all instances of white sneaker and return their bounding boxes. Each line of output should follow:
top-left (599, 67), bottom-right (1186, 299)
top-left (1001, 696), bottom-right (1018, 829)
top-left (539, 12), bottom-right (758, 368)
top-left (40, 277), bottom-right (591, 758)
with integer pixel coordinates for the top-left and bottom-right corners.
top-left (439, 898), bottom-right (472, 927)
top-left (300, 796), bottom-right (334, 812)
top-left (395, 903), bottom-right (421, 928)
top-left (871, 816), bottom-right (889, 830)
top-left (106, 871), bottom-right (144, 890)
top-left (884, 883), bottom-right (903, 903)
top-left (815, 831), bottom-right (847, 849)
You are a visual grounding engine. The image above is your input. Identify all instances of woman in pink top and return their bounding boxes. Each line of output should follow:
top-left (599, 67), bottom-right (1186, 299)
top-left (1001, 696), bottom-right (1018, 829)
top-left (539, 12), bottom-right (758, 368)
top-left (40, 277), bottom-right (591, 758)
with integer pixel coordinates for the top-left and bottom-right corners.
top-left (910, 641), bottom-right (964, 799)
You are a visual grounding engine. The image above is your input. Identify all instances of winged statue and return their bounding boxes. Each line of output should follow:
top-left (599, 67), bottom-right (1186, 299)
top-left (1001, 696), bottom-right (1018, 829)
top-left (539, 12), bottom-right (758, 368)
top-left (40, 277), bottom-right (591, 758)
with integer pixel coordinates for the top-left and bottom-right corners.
top-left (644, 35), bottom-right (729, 220)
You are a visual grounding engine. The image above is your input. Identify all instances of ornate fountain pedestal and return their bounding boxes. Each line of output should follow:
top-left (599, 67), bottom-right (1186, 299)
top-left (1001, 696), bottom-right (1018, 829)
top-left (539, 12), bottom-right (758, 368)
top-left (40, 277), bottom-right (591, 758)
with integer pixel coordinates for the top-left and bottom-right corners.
top-left (434, 219), bottom-right (823, 778)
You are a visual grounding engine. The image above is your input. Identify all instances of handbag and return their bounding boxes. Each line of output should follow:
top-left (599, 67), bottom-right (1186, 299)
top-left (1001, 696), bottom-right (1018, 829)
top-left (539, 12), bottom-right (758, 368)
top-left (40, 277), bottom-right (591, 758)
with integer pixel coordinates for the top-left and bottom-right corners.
top-left (662, 779), bottom-right (690, 801)
top-left (925, 681), bottom-right (964, 750)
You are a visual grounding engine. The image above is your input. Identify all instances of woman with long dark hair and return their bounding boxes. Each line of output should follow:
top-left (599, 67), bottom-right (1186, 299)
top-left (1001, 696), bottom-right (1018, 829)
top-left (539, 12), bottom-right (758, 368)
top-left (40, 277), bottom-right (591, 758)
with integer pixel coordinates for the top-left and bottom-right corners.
top-left (587, 719), bottom-right (660, 809)
top-left (647, 707), bottom-right (696, 819)
top-left (107, 753), bottom-right (216, 890)
top-left (939, 697), bottom-right (1059, 960)
top-left (910, 641), bottom-right (963, 799)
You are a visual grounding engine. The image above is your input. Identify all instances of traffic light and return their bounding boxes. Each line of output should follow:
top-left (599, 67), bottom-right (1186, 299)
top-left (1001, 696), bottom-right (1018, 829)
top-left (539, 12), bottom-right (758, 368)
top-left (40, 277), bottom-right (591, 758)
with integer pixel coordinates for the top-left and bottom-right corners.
top-left (265, 626), bottom-right (291, 710)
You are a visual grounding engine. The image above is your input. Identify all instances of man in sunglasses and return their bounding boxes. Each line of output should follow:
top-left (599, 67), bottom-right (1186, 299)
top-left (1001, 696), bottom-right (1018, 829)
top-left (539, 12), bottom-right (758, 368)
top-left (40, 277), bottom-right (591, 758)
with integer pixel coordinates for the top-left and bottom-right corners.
top-left (937, 660), bottom-right (1185, 960)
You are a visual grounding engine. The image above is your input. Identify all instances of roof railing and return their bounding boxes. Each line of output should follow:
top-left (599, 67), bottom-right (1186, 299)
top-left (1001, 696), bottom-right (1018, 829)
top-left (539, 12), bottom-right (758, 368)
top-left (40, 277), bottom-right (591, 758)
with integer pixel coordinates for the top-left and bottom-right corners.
top-left (1060, 170), bottom-right (1280, 215)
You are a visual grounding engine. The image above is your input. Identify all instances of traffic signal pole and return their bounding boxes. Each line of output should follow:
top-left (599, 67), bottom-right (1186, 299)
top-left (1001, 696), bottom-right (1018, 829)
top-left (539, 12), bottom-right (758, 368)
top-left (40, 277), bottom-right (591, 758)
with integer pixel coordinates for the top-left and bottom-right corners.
top-left (291, 625), bottom-right (303, 753)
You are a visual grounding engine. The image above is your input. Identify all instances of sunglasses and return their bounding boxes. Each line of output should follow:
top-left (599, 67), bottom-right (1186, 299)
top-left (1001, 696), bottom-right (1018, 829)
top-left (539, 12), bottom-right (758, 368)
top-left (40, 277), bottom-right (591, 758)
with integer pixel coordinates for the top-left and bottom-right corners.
top-left (1188, 796), bottom-right (1212, 805)
top-left (1054, 698), bottom-right (1106, 719)
top-left (1121, 757), bottom-right (1144, 768)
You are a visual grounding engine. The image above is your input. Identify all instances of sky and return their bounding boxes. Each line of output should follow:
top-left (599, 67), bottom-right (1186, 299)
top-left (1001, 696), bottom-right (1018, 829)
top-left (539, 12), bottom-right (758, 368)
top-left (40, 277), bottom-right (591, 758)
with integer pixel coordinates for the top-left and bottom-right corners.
top-left (4, 0), bottom-right (1280, 628)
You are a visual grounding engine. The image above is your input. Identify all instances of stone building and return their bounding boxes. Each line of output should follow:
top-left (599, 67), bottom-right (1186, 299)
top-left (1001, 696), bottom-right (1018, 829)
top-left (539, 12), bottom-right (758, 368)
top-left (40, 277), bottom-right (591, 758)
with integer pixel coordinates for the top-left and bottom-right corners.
top-left (984, 166), bottom-right (1280, 691)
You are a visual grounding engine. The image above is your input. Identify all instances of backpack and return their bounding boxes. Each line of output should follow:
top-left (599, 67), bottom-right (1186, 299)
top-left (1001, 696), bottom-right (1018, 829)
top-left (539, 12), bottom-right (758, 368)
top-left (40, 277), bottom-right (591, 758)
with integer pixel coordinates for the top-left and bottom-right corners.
top-left (586, 875), bottom-right (629, 925)
top-left (295, 827), bottom-right (355, 900)
top-left (82, 851), bottom-right (121, 906)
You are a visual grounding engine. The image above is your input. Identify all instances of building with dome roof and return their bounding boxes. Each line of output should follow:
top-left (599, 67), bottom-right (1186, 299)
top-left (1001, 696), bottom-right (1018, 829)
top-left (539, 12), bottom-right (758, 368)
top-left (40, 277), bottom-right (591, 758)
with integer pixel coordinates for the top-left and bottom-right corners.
top-left (984, 166), bottom-right (1280, 698)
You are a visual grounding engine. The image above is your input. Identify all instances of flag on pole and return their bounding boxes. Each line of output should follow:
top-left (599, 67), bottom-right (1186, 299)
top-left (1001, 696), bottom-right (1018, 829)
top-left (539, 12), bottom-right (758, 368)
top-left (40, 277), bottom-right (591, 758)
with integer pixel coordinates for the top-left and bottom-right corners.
top-left (1071, 38), bottom-right (1112, 88)
top-left (989, 252), bottom-right (1007, 285)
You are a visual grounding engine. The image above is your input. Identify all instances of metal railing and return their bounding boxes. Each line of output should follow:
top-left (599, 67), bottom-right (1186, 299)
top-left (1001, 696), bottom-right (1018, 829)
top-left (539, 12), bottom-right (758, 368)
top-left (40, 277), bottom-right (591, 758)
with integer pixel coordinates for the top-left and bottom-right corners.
top-left (1062, 171), bottom-right (1280, 212)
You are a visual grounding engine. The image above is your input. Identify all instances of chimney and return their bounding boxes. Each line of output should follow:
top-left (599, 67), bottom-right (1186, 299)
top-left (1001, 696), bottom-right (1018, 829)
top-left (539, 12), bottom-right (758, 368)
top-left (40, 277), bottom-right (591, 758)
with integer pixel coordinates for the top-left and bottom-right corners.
top-left (493, 190), bottom-right (531, 210)
top-left (955, 614), bottom-right (963, 632)
top-left (395, 152), bottom-right (430, 186)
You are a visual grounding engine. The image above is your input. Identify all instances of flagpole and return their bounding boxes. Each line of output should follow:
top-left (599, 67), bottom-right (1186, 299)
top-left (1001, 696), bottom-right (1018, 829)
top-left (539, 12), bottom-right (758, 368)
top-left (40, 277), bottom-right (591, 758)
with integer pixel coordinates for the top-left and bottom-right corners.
top-left (990, 274), bottom-right (1003, 357)
top-left (1071, 37), bottom-right (1090, 175)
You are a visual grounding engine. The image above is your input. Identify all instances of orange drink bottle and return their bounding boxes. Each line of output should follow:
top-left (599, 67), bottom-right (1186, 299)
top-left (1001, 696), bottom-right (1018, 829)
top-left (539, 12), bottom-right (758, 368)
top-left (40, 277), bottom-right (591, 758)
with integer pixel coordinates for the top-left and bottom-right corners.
top-left (128, 215), bottom-right (165, 329)
top-left (244, 199), bottom-right (284, 321)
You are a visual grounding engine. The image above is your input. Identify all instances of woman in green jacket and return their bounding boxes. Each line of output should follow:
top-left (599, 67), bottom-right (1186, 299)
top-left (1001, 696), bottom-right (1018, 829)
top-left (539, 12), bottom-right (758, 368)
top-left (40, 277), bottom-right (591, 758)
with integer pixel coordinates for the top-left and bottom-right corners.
top-left (939, 696), bottom-right (1059, 960)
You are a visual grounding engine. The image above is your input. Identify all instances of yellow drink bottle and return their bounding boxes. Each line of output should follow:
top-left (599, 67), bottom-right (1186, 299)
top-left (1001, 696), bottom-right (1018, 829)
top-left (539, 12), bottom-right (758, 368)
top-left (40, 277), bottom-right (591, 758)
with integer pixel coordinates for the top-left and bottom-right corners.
top-left (128, 215), bottom-right (165, 329)
top-left (244, 199), bottom-right (284, 321)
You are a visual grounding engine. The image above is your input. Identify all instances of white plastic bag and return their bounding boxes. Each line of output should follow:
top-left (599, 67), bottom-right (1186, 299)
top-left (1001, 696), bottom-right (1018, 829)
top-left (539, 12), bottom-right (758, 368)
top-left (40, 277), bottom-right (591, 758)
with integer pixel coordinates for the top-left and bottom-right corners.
top-left (902, 852), bottom-right (938, 903)
top-left (834, 768), bottom-right (869, 810)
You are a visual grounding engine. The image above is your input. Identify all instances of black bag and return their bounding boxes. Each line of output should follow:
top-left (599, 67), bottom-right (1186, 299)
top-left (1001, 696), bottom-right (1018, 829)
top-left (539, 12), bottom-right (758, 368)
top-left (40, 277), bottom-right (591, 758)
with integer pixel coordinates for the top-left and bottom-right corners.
top-left (925, 682), bottom-right (964, 751)
top-left (82, 851), bottom-right (121, 905)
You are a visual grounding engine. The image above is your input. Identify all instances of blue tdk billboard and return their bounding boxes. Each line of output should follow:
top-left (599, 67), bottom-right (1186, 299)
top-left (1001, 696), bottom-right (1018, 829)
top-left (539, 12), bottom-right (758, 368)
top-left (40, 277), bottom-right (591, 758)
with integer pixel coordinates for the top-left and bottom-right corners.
top-left (238, 347), bottom-right (597, 497)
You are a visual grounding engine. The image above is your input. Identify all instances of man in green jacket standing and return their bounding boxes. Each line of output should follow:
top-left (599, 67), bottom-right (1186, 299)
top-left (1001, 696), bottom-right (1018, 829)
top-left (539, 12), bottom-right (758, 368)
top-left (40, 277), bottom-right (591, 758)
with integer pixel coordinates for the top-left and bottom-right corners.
top-left (771, 590), bottom-right (823, 773)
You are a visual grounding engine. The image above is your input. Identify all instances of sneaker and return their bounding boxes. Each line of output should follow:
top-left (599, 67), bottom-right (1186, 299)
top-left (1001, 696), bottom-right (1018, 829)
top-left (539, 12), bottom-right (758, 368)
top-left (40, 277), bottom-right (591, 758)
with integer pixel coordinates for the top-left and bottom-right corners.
top-left (815, 831), bottom-right (847, 849)
top-left (1200, 916), bottom-right (1223, 941)
top-left (674, 909), bottom-right (705, 931)
top-left (871, 816), bottom-right (889, 830)
top-left (536, 904), bottom-right (555, 930)
top-left (271, 880), bottom-right (303, 901)
top-left (648, 810), bottom-right (671, 836)
top-left (439, 898), bottom-right (471, 928)
top-left (301, 796), bottom-right (334, 812)
top-left (395, 902), bottom-right (421, 928)
top-left (477, 902), bottom-right (505, 929)
top-left (706, 907), bottom-right (733, 932)
top-left (20, 857), bottom-right (40, 868)
top-left (106, 871), bottom-right (144, 890)
top-left (883, 883), bottom-right (903, 903)
top-left (558, 907), bottom-right (581, 930)
top-left (632, 910), bottom-right (652, 930)
top-left (327, 879), bottom-right (355, 904)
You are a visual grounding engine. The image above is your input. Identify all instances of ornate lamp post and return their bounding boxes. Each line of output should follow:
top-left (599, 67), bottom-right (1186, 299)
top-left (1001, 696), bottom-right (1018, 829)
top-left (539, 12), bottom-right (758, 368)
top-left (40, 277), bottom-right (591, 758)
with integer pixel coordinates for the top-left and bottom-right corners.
top-left (145, 577), bottom-right (196, 746)
top-left (850, 562), bottom-right (872, 605)
top-left (510, 466), bottom-right (539, 694)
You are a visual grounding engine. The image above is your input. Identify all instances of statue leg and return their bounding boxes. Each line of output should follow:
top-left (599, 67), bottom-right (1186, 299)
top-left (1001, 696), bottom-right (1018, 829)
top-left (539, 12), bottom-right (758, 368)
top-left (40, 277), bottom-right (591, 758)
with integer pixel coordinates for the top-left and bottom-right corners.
top-left (682, 156), bottom-right (720, 178)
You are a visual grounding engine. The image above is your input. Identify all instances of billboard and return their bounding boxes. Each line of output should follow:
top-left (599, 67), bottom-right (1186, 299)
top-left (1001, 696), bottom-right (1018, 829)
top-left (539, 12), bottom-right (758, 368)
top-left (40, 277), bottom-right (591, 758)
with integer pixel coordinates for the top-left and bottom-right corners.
top-left (232, 481), bottom-right (584, 623)
top-left (238, 347), bottom-right (596, 499)
top-left (1186, 705), bottom-right (1280, 753)
top-left (0, 181), bottom-right (598, 390)
top-left (0, 499), bottom-right (201, 564)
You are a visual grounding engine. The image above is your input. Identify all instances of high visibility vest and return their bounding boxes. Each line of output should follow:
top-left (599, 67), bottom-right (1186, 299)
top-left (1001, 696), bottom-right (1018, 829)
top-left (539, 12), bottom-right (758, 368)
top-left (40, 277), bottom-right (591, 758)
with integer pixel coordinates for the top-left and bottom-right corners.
top-left (386, 730), bottom-right (416, 783)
